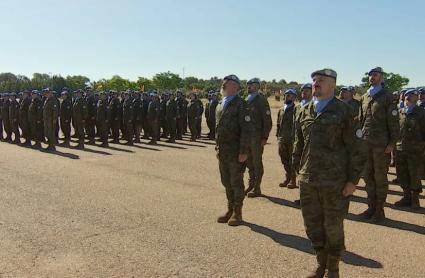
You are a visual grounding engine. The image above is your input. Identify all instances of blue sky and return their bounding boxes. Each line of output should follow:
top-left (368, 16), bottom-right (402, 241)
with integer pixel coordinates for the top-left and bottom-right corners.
top-left (1, 0), bottom-right (424, 86)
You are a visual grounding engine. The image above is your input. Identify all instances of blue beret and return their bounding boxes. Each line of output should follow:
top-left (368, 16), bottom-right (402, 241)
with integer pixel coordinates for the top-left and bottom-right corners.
top-left (405, 89), bottom-right (418, 96)
top-left (311, 68), bottom-right (337, 80)
top-left (42, 88), bottom-right (50, 92)
top-left (418, 88), bottom-right (425, 94)
top-left (301, 83), bottom-right (312, 90)
top-left (224, 74), bottom-right (240, 85)
top-left (247, 78), bottom-right (261, 85)
top-left (340, 86), bottom-right (349, 91)
top-left (368, 67), bottom-right (385, 76)
top-left (284, 88), bottom-right (297, 95)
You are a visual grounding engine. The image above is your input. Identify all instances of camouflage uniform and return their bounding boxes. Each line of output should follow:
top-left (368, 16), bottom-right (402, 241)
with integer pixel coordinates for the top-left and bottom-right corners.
top-left (206, 97), bottom-right (219, 139)
top-left (196, 98), bottom-right (204, 138)
top-left (187, 97), bottom-right (202, 141)
top-left (359, 86), bottom-right (400, 220)
top-left (72, 96), bottom-right (88, 148)
top-left (394, 104), bottom-right (425, 209)
top-left (85, 93), bottom-right (97, 144)
top-left (0, 97), bottom-right (3, 140)
top-left (96, 96), bottom-right (109, 146)
top-left (19, 94), bottom-right (31, 145)
top-left (215, 88), bottom-right (250, 226)
top-left (293, 97), bottom-right (363, 261)
top-left (122, 96), bottom-right (134, 145)
top-left (132, 95), bottom-right (143, 143)
top-left (165, 97), bottom-right (177, 142)
top-left (9, 97), bottom-right (20, 143)
top-left (147, 96), bottom-right (160, 144)
top-left (244, 93), bottom-right (272, 197)
top-left (108, 96), bottom-right (121, 143)
top-left (43, 96), bottom-right (59, 150)
top-left (277, 103), bottom-right (297, 188)
top-left (60, 96), bottom-right (73, 146)
top-left (28, 95), bottom-right (43, 148)
top-left (176, 96), bottom-right (185, 140)
top-left (2, 97), bottom-right (12, 141)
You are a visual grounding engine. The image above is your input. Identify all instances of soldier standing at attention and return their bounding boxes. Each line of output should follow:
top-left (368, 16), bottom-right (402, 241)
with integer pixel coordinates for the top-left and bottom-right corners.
top-left (276, 89), bottom-right (297, 189)
top-left (207, 92), bottom-right (219, 140)
top-left (165, 92), bottom-right (177, 143)
top-left (42, 88), bottom-right (59, 151)
top-left (122, 90), bottom-right (134, 146)
top-left (147, 92), bottom-right (160, 145)
top-left (85, 87), bottom-right (97, 144)
top-left (358, 67), bottom-right (400, 223)
top-left (72, 89), bottom-right (88, 149)
top-left (393, 88), bottom-right (425, 210)
top-left (340, 86), bottom-right (361, 125)
top-left (293, 69), bottom-right (363, 278)
top-left (0, 94), bottom-right (3, 141)
top-left (205, 91), bottom-right (212, 138)
top-left (418, 88), bottom-right (425, 108)
top-left (187, 93), bottom-right (202, 142)
top-left (59, 90), bottom-right (73, 147)
top-left (244, 78), bottom-right (272, 198)
top-left (216, 74), bottom-right (250, 227)
top-left (132, 91), bottom-right (143, 143)
top-left (19, 90), bottom-right (31, 146)
top-left (2, 93), bottom-right (12, 142)
top-left (96, 91), bottom-right (109, 147)
top-left (9, 93), bottom-right (21, 144)
top-left (141, 92), bottom-right (150, 139)
top-left (108, 91), bottom-right (121, 143)
top-left (159, 93), bottom-right (169, 139)
top-left (28, 90), bottom-right (43, 149)
top-left (195, 94), bottom-right (204, 138)
top-left (176, 90), bottom-right (185, 140)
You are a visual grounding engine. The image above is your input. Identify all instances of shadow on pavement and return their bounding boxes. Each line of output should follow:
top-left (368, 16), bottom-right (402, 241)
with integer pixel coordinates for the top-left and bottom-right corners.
top-left (243, 222), bottom-right (383, 269)
top-left (41, 149), bottom-right (80, 159)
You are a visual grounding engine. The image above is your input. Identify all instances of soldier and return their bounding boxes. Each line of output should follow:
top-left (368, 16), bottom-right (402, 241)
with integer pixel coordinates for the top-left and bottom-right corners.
top-left (393, 89), bottom-right (424, 210)
top-left (216, 74), bottom-right (250, 227)
top-left (165, 92), bottom-right (177, 143)
top-left (195, 95), bottom-right (204, 138)
top-left (205, 91), bottom-right (212, 137)
top-left (72, 89), bottom-right (88, 149)
top-left (176, 90), bottom-right (185, 140)
top-left (147, 92), bottom-right (160, 145)
top-left (206, 91), bottom-right (219, 140)
top-left (9, 93), bottom-right (21, 144)
top-left (96, 91), bottom-right (109, 147)
top-left (59, 90), bottom-right (73, 147)
top-left (276, 89), bottom-right (297, 189)
top-left (160, 93), bottom-right (169, 139)
top-left (293, 69), bottom-right (363, 278)
top-left (107, 91), bottom-right (121, 143)
top-left (42, 88), bottom-right (59, 151)
top-left (2, 93), bottom-right (12, 142)
top-left (244, 78), bottom-right (272, 198)
top-left (340, 86), bottom-right (361, 125)
top-left (53, 91), bottom-right (61, 143)
top-left (358, 67), bottom-right (400, 223)
top-left (122, 90), bottom-right (134, 146)
top-left (19, 90), bottom-right (31, 146)
top-left (418, 88), bottom-right (425, 108)
top-left (132, 91), bottom-right (143, 143)
top-left (187, 93), bottom-right (202, 141)
top-left (141, 92), bottom-right (150, 139)
top-left (28, 90), bottom-right (43, 149)
top-left (85, 87), bottom-right (97, 144)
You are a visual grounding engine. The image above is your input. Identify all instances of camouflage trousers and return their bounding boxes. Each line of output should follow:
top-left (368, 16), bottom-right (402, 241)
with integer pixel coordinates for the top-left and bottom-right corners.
top-left (278, 141), bottom-right (295, 180)
top-left (60, 119), bottom-right (71, 140)
top-left (85, 118), bottom-right (96, 140)
top-left (20, 119), bottom-right (30, 141)
top-left (188, 119), bottom-right (198, 140)
top-left (363, 144), bottom-right (391, 202)
top-left (395, 150), bottom-right (423, 192)
top-left (246, 138), bottom-right (265, 191)
top-left (300, 182), bottom-right (349, 256)
top-left (167, 118), bottom-right (177, 140)
top-left (3, 117), bottom-right (11, 138)
top-left (217, 146), bottom-right (245, 206)
top-left (44, 121), bottom-right (56, 146)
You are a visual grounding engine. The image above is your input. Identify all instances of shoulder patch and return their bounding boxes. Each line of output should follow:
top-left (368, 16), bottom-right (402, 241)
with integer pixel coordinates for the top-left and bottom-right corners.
top-left (355, 129), bottom-right (363, 139)
top-left (391, 109), bottom-right (398, 116)
top-left (266, 110), bottom-right (271, 115)
top-left (245, 115), bottom-right (251, 122)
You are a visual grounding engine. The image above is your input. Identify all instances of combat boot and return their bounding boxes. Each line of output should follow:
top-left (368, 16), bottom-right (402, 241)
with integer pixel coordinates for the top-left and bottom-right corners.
top-left (394, 189), bottom-right (411, 207)
top-left (247, 183), bottom-right (261, 198)
top-left (358, 198), bottom-right (375, 220)
top-left (44, 145), bottom-right (56, 152)
top-left (371, 200), bottom-right (385, 223)
top-left (307, 250), bottom-right (327, 278)
top-left (228, 204), bottom-right (243, 226)
top-left (325, 255), bottom-right (340, 278)
top-left (244, 180), bottom-right (255, 195)
top-left (32, 141), bottom-right (41, 149)
top-left (77, 139), bottom-right (85, 150)
top-left (287, 177), bottom-right (297, 189)
top-left (411, 191), bottom-right (421, 210)
top-left (279, 174), bottom-right (290, 188)
top-left (217, 203), bottom-right (234, 223)
top-left (166, 138), bottom-right (175, 143)
top-left (148, 140), bottom-right (157, 145)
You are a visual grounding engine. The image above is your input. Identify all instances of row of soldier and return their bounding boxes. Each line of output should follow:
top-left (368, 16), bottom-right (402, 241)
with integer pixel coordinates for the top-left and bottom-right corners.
top-left (0, 87), bottom-right (221, 151)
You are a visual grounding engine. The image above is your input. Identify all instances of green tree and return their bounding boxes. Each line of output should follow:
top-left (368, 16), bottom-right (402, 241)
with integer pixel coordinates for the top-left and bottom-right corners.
top-left (152, 71), bottom-right (182, 91)
top-left (65, 75), bottom-right (90, 91)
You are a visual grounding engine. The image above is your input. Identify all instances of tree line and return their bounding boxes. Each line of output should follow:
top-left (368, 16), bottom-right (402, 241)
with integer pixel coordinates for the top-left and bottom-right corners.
top-left (0, 71), bottom-right (413, 98)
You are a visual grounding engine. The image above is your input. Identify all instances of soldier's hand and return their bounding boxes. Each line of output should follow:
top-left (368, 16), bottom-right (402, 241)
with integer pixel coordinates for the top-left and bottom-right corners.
top-left (384, 144), bottom-right (394, 154)
top-left (261, 138), bottom-right (268, 146)
top-left (342, 182), bottom-right (356, 197)
top-left (238, 153), bottom-right (248, 163)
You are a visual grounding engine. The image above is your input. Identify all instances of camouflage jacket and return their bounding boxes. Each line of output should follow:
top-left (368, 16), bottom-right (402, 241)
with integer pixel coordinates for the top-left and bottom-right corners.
top-left (187, 99), bottom-right (202, 120)
top-left (359, 88), bottom-right (400, 148)
top-left (28, 98), bottom-right (43, 124)
top-left (9, 99), bottom-right (20, 122)
top-left (293, 97), bottom-right (363, 187)
top-left (43, 97), bottom-right (59, 125)
top-left (276, 104), bottom-right (296, 143)
top-left (19, 97), bottom-right (31, 123)
top-left (122, 98), bottom-right (134, 123)
top-left (166, 99), bottom-right (177, 120)
top-left (215, 95), bottom-right (250, 158)
top-left (60, 97), bottom-right (73, 122)
top-left (245, 93), bottom-right (272, 140)
top-left (96, 99), bottom-right (109, 123)
top-left (72, 97), bottom-right (88, 124)
top-left (147, 100), bottom-right (160, 121)
top-left (396, 105), bottom-right (425, 152)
